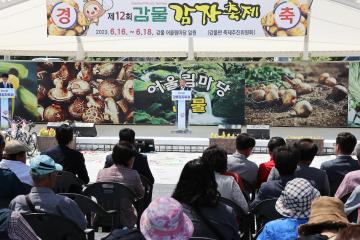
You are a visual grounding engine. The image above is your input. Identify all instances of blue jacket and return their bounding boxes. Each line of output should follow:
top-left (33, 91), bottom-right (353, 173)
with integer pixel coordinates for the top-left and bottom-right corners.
top-left (257, 218), bottom-right (308, 240)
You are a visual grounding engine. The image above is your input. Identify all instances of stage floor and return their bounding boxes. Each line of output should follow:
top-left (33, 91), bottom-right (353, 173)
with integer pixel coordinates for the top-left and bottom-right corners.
top-left (83, 151), bottom-right (341, 199)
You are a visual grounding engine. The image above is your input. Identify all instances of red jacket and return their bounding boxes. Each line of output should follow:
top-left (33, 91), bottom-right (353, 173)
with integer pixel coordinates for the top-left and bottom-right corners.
top-left (257, 157), bottom-right (275, 188)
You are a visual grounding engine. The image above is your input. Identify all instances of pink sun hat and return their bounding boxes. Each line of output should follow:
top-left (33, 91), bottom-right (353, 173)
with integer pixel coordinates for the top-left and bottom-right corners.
top-left (140, 197), bottom-right (194, 240)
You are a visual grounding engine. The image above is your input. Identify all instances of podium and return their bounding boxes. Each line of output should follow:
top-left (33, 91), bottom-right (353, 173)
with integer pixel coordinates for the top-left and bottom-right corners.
top-left (0, 88), bottom-right (15, 128)
top-left (172, 90), bottom-right (192, 133)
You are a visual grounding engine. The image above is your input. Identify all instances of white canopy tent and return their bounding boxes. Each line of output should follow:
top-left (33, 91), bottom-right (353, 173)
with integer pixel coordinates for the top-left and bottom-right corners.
top-left (0, 0), bottom-right (360, 58)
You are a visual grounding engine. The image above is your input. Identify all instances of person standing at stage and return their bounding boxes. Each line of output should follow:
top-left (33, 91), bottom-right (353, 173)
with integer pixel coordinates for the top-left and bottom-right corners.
top-left (321, 132), bottom-right (359, 196)
top-left (227, 133), bottom-right (258, 187)
top-left (0, 73), bottom-right (13, 89)
top-left (257, 137), bottom-right (286, 187)
top-left (42, 124), bottom-right (89, 184)
top-left (174, 79), bottom-right (193, 129)
top-left (104, 128), bottom-right (154, 184)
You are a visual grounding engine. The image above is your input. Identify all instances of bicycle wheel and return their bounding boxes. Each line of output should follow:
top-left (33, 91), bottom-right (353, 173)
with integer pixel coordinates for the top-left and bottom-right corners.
top-left (26, 132), bottom-right (37, 157)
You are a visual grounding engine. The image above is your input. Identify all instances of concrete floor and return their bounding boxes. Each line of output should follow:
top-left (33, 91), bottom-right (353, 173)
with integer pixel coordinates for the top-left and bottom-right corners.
top-left (83, 151), bottom-right (340, 199)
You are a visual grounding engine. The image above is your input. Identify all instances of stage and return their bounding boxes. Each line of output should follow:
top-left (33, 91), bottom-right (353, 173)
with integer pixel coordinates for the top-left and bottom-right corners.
top-left (75, 136), bottom-right (357, 155)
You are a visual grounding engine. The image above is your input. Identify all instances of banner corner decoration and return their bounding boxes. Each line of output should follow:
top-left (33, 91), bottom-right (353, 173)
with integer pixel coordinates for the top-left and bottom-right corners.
top-left (47, 0), bottom-right (310, 37)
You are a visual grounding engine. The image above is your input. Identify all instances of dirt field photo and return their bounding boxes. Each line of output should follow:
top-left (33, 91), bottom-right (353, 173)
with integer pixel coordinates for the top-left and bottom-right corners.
top-left (245, 62), bottom-right (348, 127)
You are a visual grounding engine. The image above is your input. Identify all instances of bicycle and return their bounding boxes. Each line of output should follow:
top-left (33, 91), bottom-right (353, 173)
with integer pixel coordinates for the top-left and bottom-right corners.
top-left (2, 116), bottom-right (37, 156)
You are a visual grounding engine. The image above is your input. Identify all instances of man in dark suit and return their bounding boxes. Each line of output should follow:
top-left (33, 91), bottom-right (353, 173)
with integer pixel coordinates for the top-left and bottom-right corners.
top-left (174, 79), bottom-right (192, 129)
top-left (267, 138), bottom-right (330, 196)
top-left (42, 124), bottom-right (89, 184)
top-left (251, 146), bottom-right (298, 209)
top-left (0, 74), bottom-right (13, 88)
top-left (321, 132), bottom-right (359, 196)
top-left (104, 128), bottom-right (154, 184)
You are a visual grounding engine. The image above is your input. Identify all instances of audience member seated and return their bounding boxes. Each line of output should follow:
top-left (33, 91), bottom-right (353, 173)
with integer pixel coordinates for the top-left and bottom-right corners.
top-left (298, 197), bottom-right (349, 240)
top-left (320, 132), bottom-right (359, 196)
top-left (0, 133), bottom-right (5, 161)
top-left (42, 124), bottom-right (89, 184)
top-left (97, 142), bottom-right (145, 228)
top-left (268, 139), bottom-right (330, 196)
top-left (251, 146), bottom-right (298, 208)
top-left (104, 128), bottom-right (154, 184)
top-left (257, 137), bottom-right (286, 187)
top-left (9, 155), bottom-right (86, 230)
top-left (227, 133), bottom-right (258, 187)
top-left (172, 159), bottom-right (240, 240)
top-left (335, 144), bottom-right (360, 199)
top-left (0, 208), bottom-right (39, 240)
top-left (344, 185), bottom-right (360, 216)
top-left (335, 225), bottom-right (360, 240)
top-left (140, 197), bottom-right (193, 240)
top-left (0, 167), bottom-right (31, 202)
top-left (0, 140), bottom-right (32, 186)
top-left (201, 145), bottom-right (249, 213)
top-left (257, 178), bottom-right (320, 240)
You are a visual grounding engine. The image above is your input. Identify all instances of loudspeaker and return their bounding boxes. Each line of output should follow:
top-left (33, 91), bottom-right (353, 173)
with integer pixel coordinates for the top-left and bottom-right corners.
top-left (218, 124), bottom-right (242, 136)
top-left (247, 125), bottom-right (270, 140)
top-left (71, 123), bottom-right (97, 137)
top-left (135, 138), bottom-right (155, 153)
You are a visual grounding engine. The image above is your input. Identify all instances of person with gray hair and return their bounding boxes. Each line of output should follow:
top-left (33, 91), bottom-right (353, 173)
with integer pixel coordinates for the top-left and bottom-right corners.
top-left (9, 155), bottom-right (86, 230)
top-left (335, 144), bottom-right (360, 199)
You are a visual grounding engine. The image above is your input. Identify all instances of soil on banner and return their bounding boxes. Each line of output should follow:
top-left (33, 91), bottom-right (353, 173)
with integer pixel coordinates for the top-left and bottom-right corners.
top-left (245, 63), bottom-right (348, 127)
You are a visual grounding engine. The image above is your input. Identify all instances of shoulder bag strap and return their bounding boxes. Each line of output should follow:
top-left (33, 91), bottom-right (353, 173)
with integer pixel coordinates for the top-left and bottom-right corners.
top-left (194, 206), bottom-right (227, 240)
top-left (24, 195), bottom-right (37, 213)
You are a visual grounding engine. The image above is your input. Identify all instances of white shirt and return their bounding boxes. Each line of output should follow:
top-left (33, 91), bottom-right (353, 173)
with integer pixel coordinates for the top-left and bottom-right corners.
top-left (214, 172), bottom-right (249, 213)
top-left (0, 159), bottom-right (33, 185)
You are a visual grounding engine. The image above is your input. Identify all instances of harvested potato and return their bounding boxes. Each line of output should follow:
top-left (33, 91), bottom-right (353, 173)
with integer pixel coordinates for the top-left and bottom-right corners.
top-left (282, 89), bottom-right (297, 106)
top-left (295, 73), bottom-right (305, 81)
top-left (265, 84), bottom-right (279, 92)
top-left (300, 3), bottom-right (309, 16)
top-left (65, 30), bottom-right (76, 36)
top-left (277, 30), bottom-right (288, 37)
top-left (269, 26), bottom-right (278, 35)
top-left (48, 23), bottom-right (66, 36)
top-left (265, 89), bottom-right (279, 103)
top-left (77, 12), bottom-right (89, 26)
top-left (265, 12), bottom-right (275, 27)
top-left (251, 90), bottom-right (266, 102)
top-left (291, 100), bottom-right (313, 118)
top-left (319, 73), bottom-right (330, 83)
top-left (287, 23), bottom-right (306, 36)
top-left (323, 77), bottom-right (337, 87)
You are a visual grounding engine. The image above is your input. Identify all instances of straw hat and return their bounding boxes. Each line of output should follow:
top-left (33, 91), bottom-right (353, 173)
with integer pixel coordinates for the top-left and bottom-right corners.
top-left (140, 197), bottom-right (194, 240)
top-left (276, 178), bottom-right (320, 219)
top-left (298, 196), bottom-right (349, 235)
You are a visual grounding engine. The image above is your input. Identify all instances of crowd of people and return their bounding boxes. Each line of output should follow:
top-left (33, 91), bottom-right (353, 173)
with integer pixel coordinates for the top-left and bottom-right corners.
top-left (1, 125), bottom-right (360, 239)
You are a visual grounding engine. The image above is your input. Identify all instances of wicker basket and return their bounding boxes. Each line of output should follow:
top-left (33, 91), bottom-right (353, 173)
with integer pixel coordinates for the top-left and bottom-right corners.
top-left (37, 136), bottom-right (76, 152)
top-left (286, 138), bottom-right (324, 156)
top-left (209, 138), bottom-right (236, 154)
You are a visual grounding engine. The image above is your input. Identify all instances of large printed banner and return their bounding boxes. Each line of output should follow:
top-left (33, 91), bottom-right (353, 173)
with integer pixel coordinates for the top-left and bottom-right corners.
top-left (0, 61), bottom-right (357, 127)
top-left (47, 0), bottom-right (310, 37)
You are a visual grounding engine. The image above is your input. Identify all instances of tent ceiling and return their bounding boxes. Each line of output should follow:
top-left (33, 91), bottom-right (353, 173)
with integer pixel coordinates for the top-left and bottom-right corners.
top-left (0, 0), bottom-right (359, 58)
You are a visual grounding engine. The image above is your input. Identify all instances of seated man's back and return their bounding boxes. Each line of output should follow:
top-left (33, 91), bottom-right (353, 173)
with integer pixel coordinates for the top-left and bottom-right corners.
top-left (9, 187), bottom-right (86, 230)
top-left (321, 156), bottom-right (359, 196)
top-left (0, 167), bottom-right (31, 200)
top-left (9, 155), bottom-right (87, 230)
top-left (321, 132), bottom-right (359, 196)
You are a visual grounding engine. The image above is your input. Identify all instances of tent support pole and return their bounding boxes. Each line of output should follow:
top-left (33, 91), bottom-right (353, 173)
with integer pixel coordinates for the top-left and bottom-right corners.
top-left (3, 55), bottom-right (10, 60)
top-left (303, 0), bottom-right (313, 61)
top-left (76, 36), bottom-right (85, 60)
top-left (187, 37), bottom-right (194, 60)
